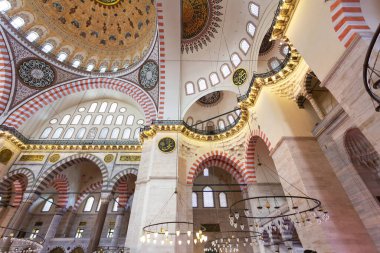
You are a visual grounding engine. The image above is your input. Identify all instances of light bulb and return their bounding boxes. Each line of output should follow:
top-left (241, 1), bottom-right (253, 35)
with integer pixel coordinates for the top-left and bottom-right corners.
top-left (234, 212), bottom-right (239, 220)
top-left (146, 234), bottom-right (151, 239)
top-left (176, 230), bottom-right (180, 236)
top-left (187, 239), bottom-right (190, 245)
top-left (154, 232), bottom-right (158, 238)
top-left (187, 230), bottom-right (191, 237)
top-left (153, 239), bottom-right (157, 244)
top-left (165, 230), bottom-right (169, 237)
top-left (196, 232), bottom-right (200, 239)
top-left (194, 239), bottom-right (198, 244)
top-left (178, 240), bottom-right (182, 245)
top-left (244, 209), bottom-right (250, 216)
top-left (169, 240), bottom-right (173, 245)
top-left (204, 235), bottom-right (208, 242)
top-left (161, 240), bottom-right (164, 245)
top-left (240, 224), bottom-right (244, 230)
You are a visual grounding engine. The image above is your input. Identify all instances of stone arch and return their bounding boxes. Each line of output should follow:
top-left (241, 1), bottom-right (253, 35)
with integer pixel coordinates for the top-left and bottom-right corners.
top-left (3, 78), bottom-right (157, 128)
top-left (329, 0), bottom-right (372, 48)
top-left (110, 170), bottom-right (138, 207)
top-left (0, 26), bottom-right (14, 116)
top-left (48, 174), bottom-right (69, 208)
top-left (0, 168), bottom-right (34, 206)
top-left (33, 154), bottom-right (108, 194)
top-left (187, 151), bottom-right (247, 187)
top-left (244, 129), bottom-right (273, 184)
top-left (73, 181), bottom-right (102, 212)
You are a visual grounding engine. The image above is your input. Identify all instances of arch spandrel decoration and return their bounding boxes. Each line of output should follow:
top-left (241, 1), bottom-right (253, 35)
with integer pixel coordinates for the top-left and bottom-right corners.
top-left (32, 154), bottom-right (109, 195)
top-left (3, 78), bottom-right (157, 129)
top-left (187, 151), bottom-right (249, 188)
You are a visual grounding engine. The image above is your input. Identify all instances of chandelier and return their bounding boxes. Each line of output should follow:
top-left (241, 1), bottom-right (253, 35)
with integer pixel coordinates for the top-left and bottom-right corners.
top-left (205, 230), bottom-right (261, 253)
top-left (141, 221), bottom-right (207, 246)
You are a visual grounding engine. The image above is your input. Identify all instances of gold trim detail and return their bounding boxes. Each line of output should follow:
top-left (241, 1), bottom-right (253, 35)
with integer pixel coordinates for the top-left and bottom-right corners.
top-left (271, 0), bottom-right (299, 40)
top-left (120, 155), bottom-right (141, 162)
top-left (49, 154), bottom-right (61, 163)
top-left (104, 154), bottom-right (115, 163)
top-left (20, 155), bottom-right (44, 162)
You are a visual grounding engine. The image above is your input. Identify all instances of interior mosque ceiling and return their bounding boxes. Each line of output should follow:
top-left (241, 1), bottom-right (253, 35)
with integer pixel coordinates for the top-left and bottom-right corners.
top-left (8, 0), bottom-right (157, 73)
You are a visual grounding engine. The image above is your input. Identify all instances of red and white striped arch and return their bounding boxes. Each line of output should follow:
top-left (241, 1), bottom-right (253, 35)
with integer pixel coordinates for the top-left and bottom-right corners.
top-left (0, 168), bottom-right (34, 207)
top-left (49, 174), bottom-right (69, 208)
top-left (0, 26), bottom-right (13, 115)
top-left (3, 78), bottom-right (157, 129)
top-left (187, 151), bottom-right (249, 186)
top-left (244, 129), bottom-right (273, 183)
top-left (111, 170), bottom-right (138, 208)
top-left (156, 1), bottom-right (166, 119)
top-left (73, 181), bottom-right (102, 211)
top-left (330, 0), bottom-right (371, 48)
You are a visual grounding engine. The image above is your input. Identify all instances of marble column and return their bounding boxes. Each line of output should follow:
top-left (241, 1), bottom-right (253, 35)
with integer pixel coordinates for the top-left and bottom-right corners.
top-left (61, 207), bottom-right (76, 238)
top-left (305, 93), bottom-right (324, 120)
top-left (110, 208), bottom-right (125, 247)
top-left (271, 137), bottom-right (377, 253)
top-left (44, 208), bottom-right (66, 241)
top-left (87, 197), bottom-right (110, 253)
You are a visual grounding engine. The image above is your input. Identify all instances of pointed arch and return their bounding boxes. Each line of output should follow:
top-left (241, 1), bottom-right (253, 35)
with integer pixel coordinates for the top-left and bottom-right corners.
top-left (329, 0), bottom-right (372, 48)
top-left (0, 26), bottom-right (14, 116)
top-left (0, 168), bottom-right (34, 206)
top-left (33, 154), bottom-right (108, 194)
top-left (3, 78), bottom-right (157, 128)
top-left (244, 129), bottom-right (273, 184)
top-left (73, 181), bottom-right (102, 212)
top-left (110, 169), bottom-right (138, 207)
top-left (49, 174), bottom-right (69, 208)
top-left (187, 151), bottom-right (247, 187)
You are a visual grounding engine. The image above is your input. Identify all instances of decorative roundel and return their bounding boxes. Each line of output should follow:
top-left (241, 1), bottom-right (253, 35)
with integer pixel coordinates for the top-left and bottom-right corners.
top-left (94, 0), bottom-right (121, 6)
top-left (104, 154), bottom-right (115, 163)
top-left (18, 59), bottom-right (55, 89)
top-left (233, 68), bottom-right (248, 86)
top-left (139, 60), bottom-right (159, 90)
top-left (158, 137), bottom-right (176, 153)
top-left (198, 91), bottom-right (222, 106)
top-left (49, 154), bottom-right (61, 163)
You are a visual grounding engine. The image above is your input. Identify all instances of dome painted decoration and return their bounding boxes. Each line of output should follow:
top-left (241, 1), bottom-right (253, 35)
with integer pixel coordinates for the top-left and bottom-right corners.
top-left (139, 60), bottom-right (159, 90)
top-left (18, 59), bottom-right (55, 89)
top-left (198, 91), bottom-right (222, 106)
top-left (232, 68), bottom-right (247, 86)
top-left (181, 0), bottom-right (223, 53)
top-left (12, 0), bottom-right (157, 73)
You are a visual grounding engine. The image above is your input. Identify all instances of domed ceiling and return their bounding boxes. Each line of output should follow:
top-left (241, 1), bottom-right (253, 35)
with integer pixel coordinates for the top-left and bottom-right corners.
top-left (13, 0), bottom-right (156, 73)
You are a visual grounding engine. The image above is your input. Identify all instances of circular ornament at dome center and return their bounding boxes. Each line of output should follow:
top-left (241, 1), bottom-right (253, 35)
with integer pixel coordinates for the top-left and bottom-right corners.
top-left (139, 60), bottom-right (159, 90)
top-left (94, 0), bottom-right (121, 6)
top-left (18, 59), bottom-right (55, 89)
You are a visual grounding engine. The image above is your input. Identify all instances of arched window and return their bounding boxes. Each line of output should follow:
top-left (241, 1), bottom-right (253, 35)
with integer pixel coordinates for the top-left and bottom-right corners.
top-left (83, 115), bottom-right (92, 125)
top-left (52, 128), bottom-right (63, 139)
top-left (109, 103), bottom-right (117, 113)
top-left (10, 16), bottom-right (25, 29)
top-left (203, 168), bottom-right (209, 177)
top-left (57, 52), bottom-right (68, 62)
top-left (134, 128), bottom-right (140, 139)
top-left (195, 120), bottom-right (203, 130)
top-left (122, 128), bottom-right (131, 139)
top-left (219, 192), bottom-right (227, 208)
top-left (249, 2), bottom-right (259, 17)
top-left (99, 128), bottom-right (109, 139)
top-left (94, 115), bottom-right (103, 125)
top-left (126, 115), bottom-right (134, 125)
top-left (86, 63), bottom-right (95, 71)
top-left (72, 59), bottom-right (81, 68)
top-left (115, 115), bottom-right (124, 125)
top-left (86, 127), bottom-right (97, 139)
top-left (186, 117), bottom-right (193, 126)
top-left (99, 66), bottom-right (107, 73)
top-left (220, 64), bottom-right (231, 78)
top-left (111, 128), bottom-right (120, 139)
top-left (71, 115), bottom-right (81, 125)
top-left (26, 31), bottom-right (39, 42)
top-left (269, 58), bottom-right (281, 70)
top-left (0, 1), bottom-right (11, 12)
top-left (76, 128), bottom-right (86, 139)
top-left (60, 115), bottom-right (71, 125)
top-left (209, 72), bottom-right (220, 86)
top-left (185, 82), bottom-right (195, 95)
top-left (63, 128), bottom-right (75, 139)
top-left (240, 39), bottom-right (250, 55)
top-left (41, 43), bottom-right (54, 53)
top-left (113, 197), bottom-right (120, 211)
top-left (246, 22), bottom-right (256, 38)
top-left (203, 186), bottom-right (214, 208)
top-left (218, 119), bottom-right (226, 129)
top-left (88, 103), bottom-right (98, 113)
top-left (104, 115), bottom-right (113, 125)
top-left (231, 53), bottom-right (242, 68)
top-left (83, 196), bottom-right (95, 212)
top-left (99, 102), bottom-right (108, 113)
top-left (192, 192), bottom-right (198, 208)
top-left (197, 78), bottom-right (207, 91)
top-left (40, 127), bottom-right (52, 139)
top-left (42, 198), bottom-right (53, 212)
top-left (227, 115), bottom-right (235, 124)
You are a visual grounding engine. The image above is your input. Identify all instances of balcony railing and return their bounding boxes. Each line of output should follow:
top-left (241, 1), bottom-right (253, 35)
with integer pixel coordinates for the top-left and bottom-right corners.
top-left (363, 24), bottom-right (380, 111)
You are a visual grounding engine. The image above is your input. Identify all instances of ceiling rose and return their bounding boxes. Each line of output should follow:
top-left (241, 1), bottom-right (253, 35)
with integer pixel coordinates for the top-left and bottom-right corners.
top-left (18, 59), bottom-right (55, 89)
top-left (93, 0), bottom-right (122, 7)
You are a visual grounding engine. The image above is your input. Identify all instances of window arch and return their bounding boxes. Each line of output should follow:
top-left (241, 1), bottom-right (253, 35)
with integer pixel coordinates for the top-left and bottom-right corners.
top-left (42, 198), bottom-right (53, 212)
top-left (26, 31), bottom-right (39, 42)
top-left (83, 196), bottom-right (95, 212)
top-left (115, 115), bottom-right (124, 125)
top-left (249, 2), bottom-right (259, 17)
top-left (83, 115), bottom-right (92, 125)
top-left (192, 192), bottom-right (198, 208)
top-left (122, 128), bottom-right (131, 139)
top-left (71, 115), bottom-right (81, 125)
top-left (218, 119), bottom-right (226, 130)
top-left (227, 115), bottom-right (235, 124)
top-left (99, 102), bottom-right (108, 113)
top-left (111, 128), bottom-right (120, 139)
top-left (203, 186), bottom-right (214, 208)
top-left (99, 128), bottom-right (109, 139)
top-left (134, 128), bottom-right (140, 139)
top-left (246, 22), bottom-right (256, 38)
top-left (89, 103), bottom-right (98, 113)
top-left (94, 115), bottom-right (103, 125)
top-left (40, 127), bottom-right (52, 139)
top-left (269, 58), bottom-right (281, 70)
top-left (220, 64), bottom-right (231, 78)
top-left (57, 52), bottom-right (68, 62)
top-left (52, 128), bottom-right (63, 139)
top-left (63, 128), bottom-right (75, 139)
top-left (104, 115), bottom-right (113, 125)
top-left (240, 39), bottom-right (250, 55)
top-left (72, 59), bottom-right (81, 68)
top-left (231, 53), bottom-right (242, 68)
top-left (10, 16), bottom-right (25, 29)
top-left (60, 115), bottom-right (71, 125)
top-left (126, 115), bottom-right (134, 125)
top-left (86, 127), bottom-right (97, 139)
top-left (0, 1), bottom-right (11, 12)
top-left (41, 43), bottom-right (54, 53)
top-left (209, 72), bottom-right (220, 86)
top-left (186, 117), bottom-right (194, 126)
top-left (86, 63), bottom-right (95, 71)
top-left (76, 128), bottom-right (86, 139)
top-left (109, 103), bottom-right (118, 113)
top-left (197, 78), bottom-right (207, 91)
top-left (113, 197), bottom-right (120, 211)
top-left (219, 192), bottom-right (227, 208)
top-left (185, 82), bottom-right (195, 95)
top-left (203, 168), bottom-right (209, 177)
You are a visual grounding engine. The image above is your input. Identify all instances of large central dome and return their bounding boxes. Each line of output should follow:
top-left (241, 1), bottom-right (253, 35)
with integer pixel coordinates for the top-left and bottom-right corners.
top-left (10, 0), bottom-right (157, 73)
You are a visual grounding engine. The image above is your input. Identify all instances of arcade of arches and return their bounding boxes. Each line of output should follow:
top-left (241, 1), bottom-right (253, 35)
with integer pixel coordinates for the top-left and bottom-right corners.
top-left (0, 0), bottom-right (379, 253)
